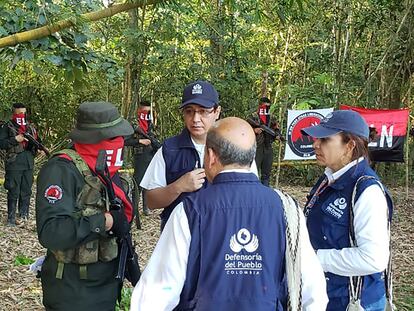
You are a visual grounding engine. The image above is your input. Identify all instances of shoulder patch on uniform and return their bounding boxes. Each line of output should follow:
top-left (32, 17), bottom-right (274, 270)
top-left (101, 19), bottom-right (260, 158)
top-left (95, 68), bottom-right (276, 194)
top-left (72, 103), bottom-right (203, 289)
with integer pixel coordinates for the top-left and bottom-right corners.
top-left (44, 185), bottom-right (63, 203)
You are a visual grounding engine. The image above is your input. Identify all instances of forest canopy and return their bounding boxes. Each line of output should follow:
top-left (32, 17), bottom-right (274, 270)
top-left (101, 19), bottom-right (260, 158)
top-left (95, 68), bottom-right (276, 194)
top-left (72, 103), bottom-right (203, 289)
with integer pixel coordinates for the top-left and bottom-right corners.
top-left (0, 0), bottom-right (412, 168)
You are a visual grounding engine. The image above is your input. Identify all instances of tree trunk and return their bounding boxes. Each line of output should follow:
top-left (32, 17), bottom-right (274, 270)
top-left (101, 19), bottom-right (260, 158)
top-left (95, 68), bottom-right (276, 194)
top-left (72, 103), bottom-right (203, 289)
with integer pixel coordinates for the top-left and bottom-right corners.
top-left (261, 71), bottom-right (269, 98)
top-left (209, 0), bottom-right (224, 80)
top-left (0, 0), bottom-right (164, 48)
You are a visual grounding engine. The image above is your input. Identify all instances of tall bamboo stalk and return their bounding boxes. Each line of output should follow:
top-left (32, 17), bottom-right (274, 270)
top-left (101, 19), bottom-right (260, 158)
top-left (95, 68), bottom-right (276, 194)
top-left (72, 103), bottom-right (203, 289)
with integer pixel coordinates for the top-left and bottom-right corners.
top-left (275, 26), bottom-right (291, 188)
top-left (0, 0), bottom-right (163, 48)
top-left (406, 116), bottom-right (411, 199)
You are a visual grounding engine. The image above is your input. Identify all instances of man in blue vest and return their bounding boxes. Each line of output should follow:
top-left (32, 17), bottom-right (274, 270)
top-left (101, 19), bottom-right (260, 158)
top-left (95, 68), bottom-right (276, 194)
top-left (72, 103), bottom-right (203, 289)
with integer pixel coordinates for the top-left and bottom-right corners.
top-left (131, 117), bottom-right (328, 311)
top-left (140, 81), bottom-right (258, 231)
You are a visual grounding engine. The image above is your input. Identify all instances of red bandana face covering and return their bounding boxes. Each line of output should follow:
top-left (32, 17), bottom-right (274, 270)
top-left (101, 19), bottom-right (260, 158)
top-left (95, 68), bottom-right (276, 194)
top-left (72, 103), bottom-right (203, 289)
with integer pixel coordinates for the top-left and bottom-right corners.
top-left (257, 104), bottom-right (271, 125)
top-left (74, 137), bottom-right (133, 222)
top-left (12, 113), bottom-right (27, 133)
top-left (12, 113), bottom-right (29, 148)
top-left (137, 108), bottom-right (152, 133)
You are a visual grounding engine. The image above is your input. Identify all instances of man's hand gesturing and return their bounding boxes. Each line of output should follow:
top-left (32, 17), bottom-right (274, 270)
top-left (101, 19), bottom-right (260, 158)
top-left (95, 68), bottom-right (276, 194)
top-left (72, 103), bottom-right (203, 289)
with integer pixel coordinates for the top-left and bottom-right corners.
top-left (177, 168), bottom-right (206, 193)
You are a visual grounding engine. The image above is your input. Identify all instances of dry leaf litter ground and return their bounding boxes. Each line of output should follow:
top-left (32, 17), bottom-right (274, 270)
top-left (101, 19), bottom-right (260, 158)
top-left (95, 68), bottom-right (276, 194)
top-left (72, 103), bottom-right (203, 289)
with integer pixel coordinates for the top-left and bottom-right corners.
top-left (0, 184), bottom-right (412, 310)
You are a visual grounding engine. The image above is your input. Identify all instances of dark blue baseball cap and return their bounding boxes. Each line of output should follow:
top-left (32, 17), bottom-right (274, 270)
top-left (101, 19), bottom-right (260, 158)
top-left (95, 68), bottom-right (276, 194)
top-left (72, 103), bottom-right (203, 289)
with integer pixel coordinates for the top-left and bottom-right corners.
top-left (301, 110), bottom-right (369, 139)
top-left (180, 80), bottom-right (219, 109)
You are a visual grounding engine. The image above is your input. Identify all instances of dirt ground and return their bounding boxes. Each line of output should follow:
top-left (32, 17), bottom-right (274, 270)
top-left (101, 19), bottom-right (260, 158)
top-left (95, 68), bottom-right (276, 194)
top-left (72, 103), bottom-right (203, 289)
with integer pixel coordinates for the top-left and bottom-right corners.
top-left (0, 184), bottom-right (413, 311)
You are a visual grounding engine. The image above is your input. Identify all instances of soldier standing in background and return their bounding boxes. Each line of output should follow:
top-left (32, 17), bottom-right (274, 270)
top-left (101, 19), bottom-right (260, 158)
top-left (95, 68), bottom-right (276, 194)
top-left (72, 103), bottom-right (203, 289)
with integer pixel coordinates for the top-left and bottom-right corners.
top-left (251, 97), bottom-right (281, 187)
top-left (0, 103), bottom-right (42, 226)
top-left (125, 100), bottom-right (159, 217)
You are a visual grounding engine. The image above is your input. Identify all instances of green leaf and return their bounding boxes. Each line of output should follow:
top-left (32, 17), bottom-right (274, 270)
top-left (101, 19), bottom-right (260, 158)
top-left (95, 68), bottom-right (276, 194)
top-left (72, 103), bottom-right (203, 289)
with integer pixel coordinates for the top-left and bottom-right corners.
top-left (68, 50), bottom-right (81, 61)
top-left (38, 14), bottom-right (47, 25)
top-left (14, 255), bottom-right (35, 266)
top-left (73, 66), bottom-right (83, 81)
top-left (315, 72), bottom-right (334, 85)
top-left (33, 65), bottom-right (45, 75)
top-left (46, 55), bottom-right (63, 65)
top-left (25, 1), bottom-right (35, 10)
top-left (0, 26), bottom-right (8, 36)
top-left (116, 287), bottom-right (132, 311)
top-left (74, 33), bottom-right (88, 45)
top-left (64, 69), bottom-right (75, 82)
top-left (15, 8), bottom-right (24, 17)
top-left (21, 50), bottom-right (34, 61)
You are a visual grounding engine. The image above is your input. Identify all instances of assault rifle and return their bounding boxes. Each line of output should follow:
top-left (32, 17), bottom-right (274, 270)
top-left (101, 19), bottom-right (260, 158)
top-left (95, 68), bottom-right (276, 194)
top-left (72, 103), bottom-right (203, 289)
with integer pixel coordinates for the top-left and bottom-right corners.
top-left (134, 125), bottom-right (162, 150)
top-left (7, 123), bottom-right (50, 156)
top-left (95, 150), bottom-right (141, 286)
top-left (24, 131), bottom-right (50, 156)
top-left (247, 117), bottom-right (285, 142)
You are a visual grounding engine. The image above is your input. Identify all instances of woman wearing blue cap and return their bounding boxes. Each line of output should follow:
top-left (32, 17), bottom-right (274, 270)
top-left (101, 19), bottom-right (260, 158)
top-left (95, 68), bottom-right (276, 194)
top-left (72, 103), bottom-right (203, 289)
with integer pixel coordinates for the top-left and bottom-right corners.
top-left (301, 110), bottom-right (393, 311)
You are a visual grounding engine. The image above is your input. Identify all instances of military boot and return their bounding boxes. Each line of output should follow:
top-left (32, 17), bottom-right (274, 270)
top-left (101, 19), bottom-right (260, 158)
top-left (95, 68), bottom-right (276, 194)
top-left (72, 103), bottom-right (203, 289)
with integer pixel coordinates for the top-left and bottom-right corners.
top-left (7, 199), bottom-right (17, 227)
top-left (18, 198), bottom-right (30, 220)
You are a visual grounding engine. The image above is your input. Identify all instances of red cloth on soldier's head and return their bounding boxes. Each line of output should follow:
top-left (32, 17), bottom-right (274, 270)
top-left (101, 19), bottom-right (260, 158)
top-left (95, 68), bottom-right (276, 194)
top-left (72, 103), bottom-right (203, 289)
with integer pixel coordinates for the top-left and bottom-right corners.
top-left (74, 137), bottom-right (133, 222)
top-left (12, 113), bottom-right (27, 133)
top-left (12, 113), bottom-right (28, 147)
top-left (257, 104), bottom-right (271, 126)
top-left (74, 137), bottom-right (125, 177)
top-left (137, 108), bottom-right (152, 134)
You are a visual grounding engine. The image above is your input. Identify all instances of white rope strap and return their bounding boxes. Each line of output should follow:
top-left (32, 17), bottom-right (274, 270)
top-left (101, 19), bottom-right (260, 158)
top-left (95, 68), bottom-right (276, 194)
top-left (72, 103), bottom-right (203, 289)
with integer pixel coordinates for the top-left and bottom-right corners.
top-left (275, 189), bottom-right (302, 311)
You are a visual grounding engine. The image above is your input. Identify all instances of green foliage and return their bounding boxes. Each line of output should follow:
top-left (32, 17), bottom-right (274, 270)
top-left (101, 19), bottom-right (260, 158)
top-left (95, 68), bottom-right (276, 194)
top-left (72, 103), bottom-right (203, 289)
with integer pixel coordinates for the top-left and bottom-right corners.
top-left (0, 0), bottom-right (412, 188)
top-left (14, 255), bottom-right (35, 266)
top-left (116, 287), bottom-right (132, 311)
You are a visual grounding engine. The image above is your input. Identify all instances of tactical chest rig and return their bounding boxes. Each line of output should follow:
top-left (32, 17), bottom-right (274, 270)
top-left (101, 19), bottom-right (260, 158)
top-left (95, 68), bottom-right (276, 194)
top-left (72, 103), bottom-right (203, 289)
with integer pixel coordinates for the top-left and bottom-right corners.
top-left (51, 149), bottom-right (118, 280)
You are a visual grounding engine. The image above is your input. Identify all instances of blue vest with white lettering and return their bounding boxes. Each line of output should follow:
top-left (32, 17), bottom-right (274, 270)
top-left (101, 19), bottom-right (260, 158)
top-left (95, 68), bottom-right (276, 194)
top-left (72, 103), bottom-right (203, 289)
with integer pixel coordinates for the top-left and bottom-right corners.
top-left (175, 172), bottom-right (288, 311)
top-left (305, 159), bottom-right (393, 311)
top-left (162, 128), bottom-right (205, 226)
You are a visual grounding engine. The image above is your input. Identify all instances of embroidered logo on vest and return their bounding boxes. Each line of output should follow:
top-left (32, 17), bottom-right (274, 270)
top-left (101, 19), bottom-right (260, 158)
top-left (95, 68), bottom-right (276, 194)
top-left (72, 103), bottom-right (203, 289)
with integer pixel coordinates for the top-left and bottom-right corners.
top-left (325, 197), bottom-right (347, 219)
top-left (225, 228), bottom-right (262, 276)
top-left (230, 228), bottom-right (259, 253)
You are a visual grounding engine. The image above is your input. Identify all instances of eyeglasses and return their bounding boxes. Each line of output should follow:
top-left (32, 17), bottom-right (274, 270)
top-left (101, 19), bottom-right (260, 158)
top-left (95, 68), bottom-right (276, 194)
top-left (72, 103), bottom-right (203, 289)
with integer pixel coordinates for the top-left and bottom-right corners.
top-left (182, 107), bottom-right (216, 118)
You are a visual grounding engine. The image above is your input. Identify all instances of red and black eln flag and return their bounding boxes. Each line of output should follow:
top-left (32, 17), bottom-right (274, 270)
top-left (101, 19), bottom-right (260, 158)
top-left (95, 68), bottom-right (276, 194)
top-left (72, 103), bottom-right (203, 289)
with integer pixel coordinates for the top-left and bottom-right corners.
top-left (340, 105), bottom-right (410, 162)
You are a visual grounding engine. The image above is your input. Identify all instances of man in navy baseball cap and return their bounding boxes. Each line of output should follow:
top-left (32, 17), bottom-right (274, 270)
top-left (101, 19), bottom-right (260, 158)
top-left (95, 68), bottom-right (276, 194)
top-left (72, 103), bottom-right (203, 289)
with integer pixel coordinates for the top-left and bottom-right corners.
top-left (138, 80), bottom-right (222, 230)
top-left (180, 80), bottom-right (219, 109)
top-left (301, 110), bottom-right (369, 139)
